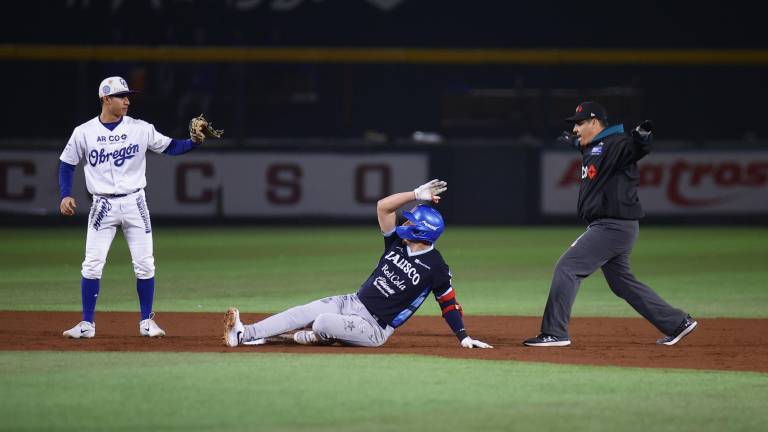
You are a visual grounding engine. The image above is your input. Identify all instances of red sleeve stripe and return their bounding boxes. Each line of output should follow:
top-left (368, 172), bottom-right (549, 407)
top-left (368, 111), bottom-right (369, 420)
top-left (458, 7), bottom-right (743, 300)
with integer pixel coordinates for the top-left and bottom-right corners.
top-left (442, 304), bottom-right (462, 315)
top-left (437, 288), bottom-right (455, 303)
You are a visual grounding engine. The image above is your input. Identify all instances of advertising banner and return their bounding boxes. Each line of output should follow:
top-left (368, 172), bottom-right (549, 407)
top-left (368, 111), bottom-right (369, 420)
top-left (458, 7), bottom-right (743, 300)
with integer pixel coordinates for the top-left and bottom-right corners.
top-left (542, 151), bottom-right (768, 215)
top-left (0, 151), bottom-right (427, 218)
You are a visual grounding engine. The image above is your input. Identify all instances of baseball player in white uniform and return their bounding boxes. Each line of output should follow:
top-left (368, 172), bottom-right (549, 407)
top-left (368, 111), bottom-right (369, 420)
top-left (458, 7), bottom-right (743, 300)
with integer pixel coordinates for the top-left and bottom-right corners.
top-left (60, 76), bottom-right (214, 339)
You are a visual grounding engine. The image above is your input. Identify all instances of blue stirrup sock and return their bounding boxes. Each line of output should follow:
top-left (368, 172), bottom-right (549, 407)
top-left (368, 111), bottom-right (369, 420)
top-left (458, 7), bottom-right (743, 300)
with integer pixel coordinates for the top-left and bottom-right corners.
top-left (137, 277), bottom-right (155, 321)
top-left (81, 277), bottom-right (100, 323)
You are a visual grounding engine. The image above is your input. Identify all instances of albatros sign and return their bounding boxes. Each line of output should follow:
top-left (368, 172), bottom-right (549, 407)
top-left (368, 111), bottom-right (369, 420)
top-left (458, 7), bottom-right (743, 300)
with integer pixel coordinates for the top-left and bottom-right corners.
top-left (541, 151), bottom-right (768, 215)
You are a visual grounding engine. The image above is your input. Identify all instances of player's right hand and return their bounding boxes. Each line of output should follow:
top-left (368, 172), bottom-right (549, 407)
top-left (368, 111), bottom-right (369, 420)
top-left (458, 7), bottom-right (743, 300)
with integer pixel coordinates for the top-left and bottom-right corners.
top-left (414, 179), bottom-right (447, 203)
top-left (460, 336), bottom-right (494, 349)
top-left (60, 197), bottom-right (77, 216)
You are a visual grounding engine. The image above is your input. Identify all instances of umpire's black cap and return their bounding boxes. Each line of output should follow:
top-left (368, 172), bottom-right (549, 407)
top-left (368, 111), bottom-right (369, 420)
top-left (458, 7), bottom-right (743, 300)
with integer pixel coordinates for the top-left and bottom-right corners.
top-left (565, 101), bottom-right (608, 123)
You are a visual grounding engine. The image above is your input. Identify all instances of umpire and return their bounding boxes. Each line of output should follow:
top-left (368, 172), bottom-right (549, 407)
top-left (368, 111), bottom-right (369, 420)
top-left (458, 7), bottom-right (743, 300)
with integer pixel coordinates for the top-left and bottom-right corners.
top-left (524, 101), bottom-right (697, 347)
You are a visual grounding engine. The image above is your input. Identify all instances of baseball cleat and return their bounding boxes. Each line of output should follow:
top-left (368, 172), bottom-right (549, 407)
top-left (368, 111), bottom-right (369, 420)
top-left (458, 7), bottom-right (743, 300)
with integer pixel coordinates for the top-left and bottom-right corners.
top-left (223, 308), bottom-right (244, 347)
top-left (293, 330), bottom-right (332, 346)
top-left (293, 330), bottom-right (319, 345)
top-left (63, 321), bottom-right (95, 339)
top-left (523, 333), bottom-right (571, 347)
top-left (139, 313), bottom-right (166, 337)
top-left (656, 315), bottom-right (698, 346)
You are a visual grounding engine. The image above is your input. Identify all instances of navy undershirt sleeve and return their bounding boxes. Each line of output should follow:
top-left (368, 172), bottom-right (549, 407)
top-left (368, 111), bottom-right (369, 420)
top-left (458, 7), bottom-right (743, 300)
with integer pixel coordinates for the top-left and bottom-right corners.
top-left (442, 309), bottom-right (467, 341)
top-left (59, 161), bottom-right (76, 199)
top-left (163, 139), bottom-right (198, 156)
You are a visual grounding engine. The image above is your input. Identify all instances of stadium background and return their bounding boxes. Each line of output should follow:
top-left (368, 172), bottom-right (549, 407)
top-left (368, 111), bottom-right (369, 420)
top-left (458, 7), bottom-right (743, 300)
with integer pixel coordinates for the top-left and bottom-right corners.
top-left (1, 1), bottom-right (767, 431)
top-left (2, 0), bottom-right (767, 225)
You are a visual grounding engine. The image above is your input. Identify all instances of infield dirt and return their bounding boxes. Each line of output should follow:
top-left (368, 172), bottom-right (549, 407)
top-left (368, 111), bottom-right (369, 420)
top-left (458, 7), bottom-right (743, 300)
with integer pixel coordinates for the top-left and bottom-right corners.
top-left (1, 311), bottom-right (765, 372)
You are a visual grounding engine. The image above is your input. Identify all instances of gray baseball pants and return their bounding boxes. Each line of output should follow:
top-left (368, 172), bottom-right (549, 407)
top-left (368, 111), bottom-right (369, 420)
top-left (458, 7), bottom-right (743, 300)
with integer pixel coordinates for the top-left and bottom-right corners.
top-left (242, 293), bottom-right (395, 347)
top-left (541, 218), bottom-right (687, 339)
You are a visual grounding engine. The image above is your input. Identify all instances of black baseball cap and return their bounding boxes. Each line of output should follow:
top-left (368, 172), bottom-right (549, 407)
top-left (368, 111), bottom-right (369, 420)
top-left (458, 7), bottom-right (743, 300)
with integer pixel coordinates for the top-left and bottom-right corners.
top-left (565, 101), bottom-right (608, 123)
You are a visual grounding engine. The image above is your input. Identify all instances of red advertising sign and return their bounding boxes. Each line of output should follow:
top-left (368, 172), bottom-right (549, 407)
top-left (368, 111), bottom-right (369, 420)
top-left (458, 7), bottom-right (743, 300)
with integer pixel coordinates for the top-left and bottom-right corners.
top-left (542, 151), bottom-right (768, 214)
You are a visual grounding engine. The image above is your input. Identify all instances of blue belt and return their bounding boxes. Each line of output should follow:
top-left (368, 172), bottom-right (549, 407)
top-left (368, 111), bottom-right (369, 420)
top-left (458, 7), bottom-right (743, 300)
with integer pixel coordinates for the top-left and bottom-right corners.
top-left (98, 189), bottom-right (140, 198)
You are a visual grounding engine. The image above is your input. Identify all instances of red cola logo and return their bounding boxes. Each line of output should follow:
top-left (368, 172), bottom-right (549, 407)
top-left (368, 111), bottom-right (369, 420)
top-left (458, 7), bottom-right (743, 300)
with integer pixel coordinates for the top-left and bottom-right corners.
top-left (559, 159), bottom-right (768, 207)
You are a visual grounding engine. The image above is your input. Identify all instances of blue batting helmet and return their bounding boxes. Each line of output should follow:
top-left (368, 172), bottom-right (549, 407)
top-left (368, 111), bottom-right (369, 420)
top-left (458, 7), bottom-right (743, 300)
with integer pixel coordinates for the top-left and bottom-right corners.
top-left (396, 205), bottom-right (445, 243)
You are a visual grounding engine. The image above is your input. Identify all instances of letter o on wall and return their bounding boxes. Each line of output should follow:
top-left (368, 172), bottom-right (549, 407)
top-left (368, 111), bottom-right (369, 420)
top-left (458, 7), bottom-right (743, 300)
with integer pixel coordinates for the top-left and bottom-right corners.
top-left (355, 164), bottom-right (391, 203)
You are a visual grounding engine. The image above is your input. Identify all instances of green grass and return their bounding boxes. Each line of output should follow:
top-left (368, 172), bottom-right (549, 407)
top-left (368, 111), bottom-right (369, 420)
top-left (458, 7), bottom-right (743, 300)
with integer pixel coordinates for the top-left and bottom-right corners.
top-left (2, 226), bottom-right (766, 431)
top-left (0, 226), bottom-right (766, 317)
top-left (1, 351), bottom-right (766, 432)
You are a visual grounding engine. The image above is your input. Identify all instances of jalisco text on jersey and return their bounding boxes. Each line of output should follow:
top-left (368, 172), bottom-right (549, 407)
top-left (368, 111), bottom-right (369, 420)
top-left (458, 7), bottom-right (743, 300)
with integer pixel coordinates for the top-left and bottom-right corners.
top-left (88, 144), bottom-right (140, 167)
top-left (383, 252), bottom-right (421, 284)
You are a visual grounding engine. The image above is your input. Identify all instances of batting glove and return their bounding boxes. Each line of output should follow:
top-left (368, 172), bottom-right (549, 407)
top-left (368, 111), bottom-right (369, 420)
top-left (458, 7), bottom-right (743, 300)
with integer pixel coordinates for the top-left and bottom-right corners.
top-left (460, 336), bottom-right (494, 349)
top-left (414, 179), bottom-right (448, 201)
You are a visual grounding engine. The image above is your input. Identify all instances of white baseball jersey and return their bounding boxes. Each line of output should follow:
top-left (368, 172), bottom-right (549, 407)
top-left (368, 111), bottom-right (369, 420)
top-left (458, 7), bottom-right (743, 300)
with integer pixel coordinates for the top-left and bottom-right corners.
top-left (59, 116), bottom-right (172, 195)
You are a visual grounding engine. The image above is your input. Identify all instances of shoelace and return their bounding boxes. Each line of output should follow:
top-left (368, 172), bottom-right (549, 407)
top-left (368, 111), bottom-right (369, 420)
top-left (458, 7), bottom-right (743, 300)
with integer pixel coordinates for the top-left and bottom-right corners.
top-left (142, 312), bottom-right (161, 334)
top-left (670, 319), bottom-right (690, 337)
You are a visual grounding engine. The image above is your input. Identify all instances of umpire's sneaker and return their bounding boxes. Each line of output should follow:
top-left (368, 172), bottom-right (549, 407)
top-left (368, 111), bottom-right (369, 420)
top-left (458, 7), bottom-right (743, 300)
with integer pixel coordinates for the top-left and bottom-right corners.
top-left (63, 321), bottom-right (95, 339)
top-left (140, 313), bottom-right (166, 337)
top-left (656, 315), bottom-right (698, 346)
top-left (523, 333), bottom-right (571, 347)
top-left (223, 308), bottom-right (244, 347)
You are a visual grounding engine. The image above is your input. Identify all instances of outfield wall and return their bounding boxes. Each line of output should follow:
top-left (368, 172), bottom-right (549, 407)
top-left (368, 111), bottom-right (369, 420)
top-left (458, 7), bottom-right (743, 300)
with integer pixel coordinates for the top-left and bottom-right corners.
top-left (1, 147), bottom-right (766, 224)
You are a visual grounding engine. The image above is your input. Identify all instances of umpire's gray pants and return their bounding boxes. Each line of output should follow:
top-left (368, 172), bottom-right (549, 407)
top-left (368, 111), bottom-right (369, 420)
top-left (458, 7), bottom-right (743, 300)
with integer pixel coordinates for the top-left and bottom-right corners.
top-left (242, 294), bottom-right (395, 347)
top-left (541, 219), bottom-right (687, 339)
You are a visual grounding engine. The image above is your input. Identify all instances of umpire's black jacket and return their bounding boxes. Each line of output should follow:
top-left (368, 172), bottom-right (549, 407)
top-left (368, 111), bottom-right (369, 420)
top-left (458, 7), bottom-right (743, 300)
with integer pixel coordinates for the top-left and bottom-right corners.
top-left (576, 124), bottom-right (650, 222)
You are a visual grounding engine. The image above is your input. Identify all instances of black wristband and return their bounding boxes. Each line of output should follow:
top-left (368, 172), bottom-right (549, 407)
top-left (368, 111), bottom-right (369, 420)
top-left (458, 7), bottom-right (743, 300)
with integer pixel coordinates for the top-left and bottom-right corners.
top-left (455, 329), bottom-right (468, 341)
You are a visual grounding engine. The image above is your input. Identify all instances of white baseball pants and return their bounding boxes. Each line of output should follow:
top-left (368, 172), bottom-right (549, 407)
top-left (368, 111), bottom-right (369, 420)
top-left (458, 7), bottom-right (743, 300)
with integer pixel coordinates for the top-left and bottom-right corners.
top-left (81, 189), bottom-right (155, 280)
top-left (242, 294), bottom-right (395, 347)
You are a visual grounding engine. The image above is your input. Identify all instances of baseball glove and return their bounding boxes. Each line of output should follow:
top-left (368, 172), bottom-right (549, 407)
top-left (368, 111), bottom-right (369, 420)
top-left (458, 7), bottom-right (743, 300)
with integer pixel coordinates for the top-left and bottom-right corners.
top-left (189, 114), bottom-right (224, 143)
